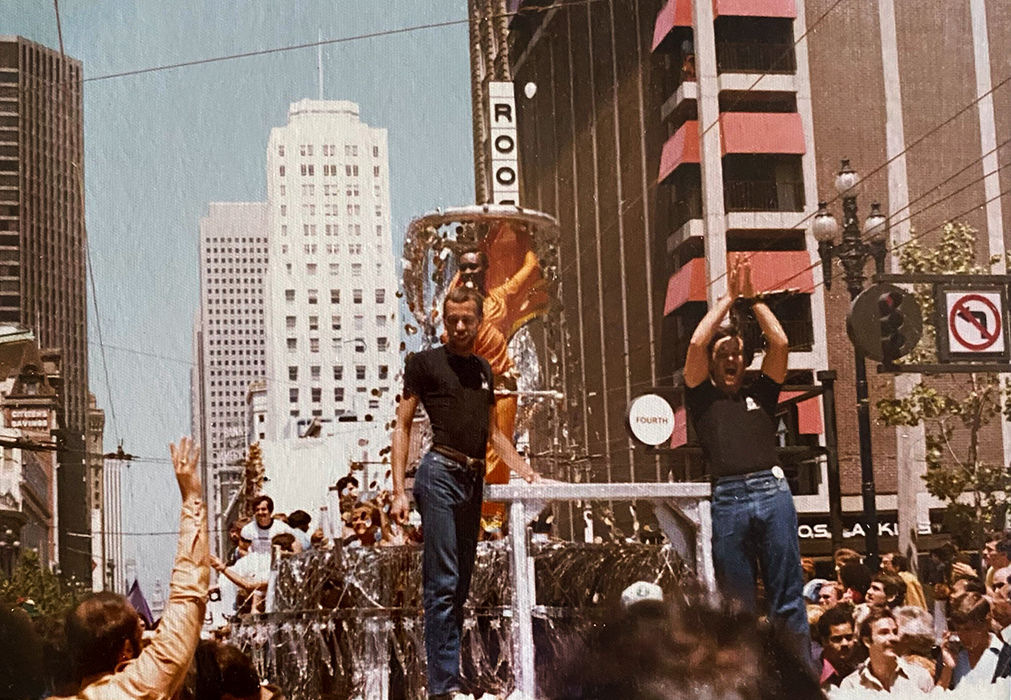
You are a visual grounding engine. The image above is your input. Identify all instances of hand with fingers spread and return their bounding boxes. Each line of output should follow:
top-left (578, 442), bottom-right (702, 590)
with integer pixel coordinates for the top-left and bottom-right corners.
top-left (170, 436), bottom-right (202, 500)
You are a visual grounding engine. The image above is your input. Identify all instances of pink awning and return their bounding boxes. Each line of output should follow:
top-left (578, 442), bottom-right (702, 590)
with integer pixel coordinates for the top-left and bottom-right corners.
top-left (721, 112), bottom-right (806, 155)
top-left (652, 0), bottom-right (693, 52)
top-left (713, 0), bottom-right (796, 18)
top-left (670, 406), bottom-right (689, 448)
top-left (657, 120), bottom-right (700, 183)
top-left (780, 390), bottom-right (823, 434)
top-left (664, 250), bottom-right (815, 315)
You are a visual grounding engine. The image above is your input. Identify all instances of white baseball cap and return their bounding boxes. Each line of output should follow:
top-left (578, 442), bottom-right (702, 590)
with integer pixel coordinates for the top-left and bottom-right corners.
top-left (621, 581), bottom-right (664, 609)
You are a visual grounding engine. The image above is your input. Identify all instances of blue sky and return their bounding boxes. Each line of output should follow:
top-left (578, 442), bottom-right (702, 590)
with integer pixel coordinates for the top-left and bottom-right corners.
top-left (4, 0), bottom-right (474, 589)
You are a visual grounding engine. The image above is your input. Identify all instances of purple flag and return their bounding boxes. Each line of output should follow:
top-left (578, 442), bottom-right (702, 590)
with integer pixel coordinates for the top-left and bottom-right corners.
top-left (126, 579), bottom-right (155, 628)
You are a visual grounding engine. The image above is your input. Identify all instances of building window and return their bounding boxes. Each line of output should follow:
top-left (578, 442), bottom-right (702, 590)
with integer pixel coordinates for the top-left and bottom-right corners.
top-left (334, 387), bottom-right (345, 402)
top-left (279, 184), bottom-right (286, 196)
top-left (352, 263), bottom-right (362, 277)
top-left (279, 165), bottom-right (285, 177)
top-left (332, 315), bottom-right (341, 330)
top-left (329, 263), bottom-right (339, 275)
top-left (279, 145), bottom-right (285, 157)
top-left (311, 387), bottom-right (322, 402)
top-left (355, 340), bottom-right (366, 353)
top-left (308, 164), bottom-right (315, 176)
top-left (374, 165), bottom-right (380, 177)
top-left (286, 315), bottom-right (296, 330)
top-left (287, 338), bottom-right (297, 352)
top-left (368, 399), bottom-right (380, 410)
top-left (307, 263), bottom-right (317, 275)
top-left (280, 204), bottom-right (287, 217)
top-left (309, 315), bottom-right (319, 331)
top-left (356, 365), bottom-right (366, 380)
top-left (308, 289), bottom-right (318, 304)
top-left (282, 225), bottom-right (288, 237)
top-left (331, 289), bottom-right (340, 304)
top-left (375, 289), bottom-right (386, 304)
top-left (379, 365), bottom-right (389, 380)
top-left (354, 315), bottom-right (364, 330)
top-left (333, 365), bottom-right (343, 380)
top-left (377, 337), bottom-right (388, 352)
top-left (376, 225), bottom-right (382, 236)
top-left (289, 366), bottom-right (298, 381)
top-left (311, 365), bottom-right (321, 380)
top-left (285, 289), bottom-right (295, 302)
top-left (353, 289), bottom-right (362, 304)
top-left (310, 338), bottom-right (320, 353)
top-left (376, 315), bottom-right (386, 327)
top-left (290, 388), bottom-right (299, 403)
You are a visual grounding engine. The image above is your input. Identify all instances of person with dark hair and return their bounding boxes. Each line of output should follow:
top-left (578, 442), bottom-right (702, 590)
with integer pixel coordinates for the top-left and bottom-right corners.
top-left (561, 600), bottom-right (823, 700)
top-left (0, 604), bottom-right (44, 700)
top-left (816, 605), bottom-right (858, 689)
top-left (866, 572), bottom-right (907, 609)
top-left (59, 437), bottom-right (206, 699)
top-left (389, 287), bottom-right (540, 700)
top-left (335, 474), bottom-right (359, 500)
top-left (881, 551), bottom-right (927, 609)
top-left (818, 581), bottom-right (845, 610)
top-left (839, 562), bottom-right (873, 605)
top-left (240, 496), bottom-right (299, 555)
top-left (944, 590), bottom-right (1011, 687)
top-left (188, 640), bottom-right (262, 700)
top-left (991, 564), bottom-right (1011, 640)
top-left (285, 510), bottom-right (312, 550)
top-left (683, 257), bottom-right (810, 661)
top-left (984, 536), bottom-right (1011, 593)
top-left (841, 607), bottom-right (935, 692)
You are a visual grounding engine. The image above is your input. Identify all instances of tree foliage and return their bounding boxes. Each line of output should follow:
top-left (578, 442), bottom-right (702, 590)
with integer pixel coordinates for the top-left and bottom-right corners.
top-left (0, 549), bottom-right (89, 620)
top-left (876, 222), bottom-right (1010, 550)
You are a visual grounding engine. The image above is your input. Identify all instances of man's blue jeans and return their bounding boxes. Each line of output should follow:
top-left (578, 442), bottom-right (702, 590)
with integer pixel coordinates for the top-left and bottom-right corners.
top-left (413, 450), bottom-right (484, 697)
top-left (711, 470), bottom-right (810, 655)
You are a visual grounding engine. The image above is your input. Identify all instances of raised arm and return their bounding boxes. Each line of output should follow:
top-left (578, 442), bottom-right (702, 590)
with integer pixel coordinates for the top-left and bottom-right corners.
top-left (740, 261), bottom-right (789, 383)
top-left (210, 555), bottom-right (268, 592)
top-left (683, 261), bottom-right (741, 388)
top-left (95, 438), bottom-right (208, 700)
top-left (389, 392), bottom-right (419, 524)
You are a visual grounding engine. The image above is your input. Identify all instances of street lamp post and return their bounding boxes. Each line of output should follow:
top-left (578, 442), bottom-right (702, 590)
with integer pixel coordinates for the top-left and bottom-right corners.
top-left (811, 159), bottom-right (889, 572)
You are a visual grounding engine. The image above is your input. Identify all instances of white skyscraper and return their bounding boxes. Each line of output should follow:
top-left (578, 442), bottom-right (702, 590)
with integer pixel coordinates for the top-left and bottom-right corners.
top-left (195, 202), bottom-right (269, 538)
top-left (264, 100), bottom-right (398, 449)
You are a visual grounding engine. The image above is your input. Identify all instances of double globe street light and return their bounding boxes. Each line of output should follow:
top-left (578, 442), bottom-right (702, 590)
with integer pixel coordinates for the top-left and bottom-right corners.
top-left (810, 158), bottom-right (890, 571)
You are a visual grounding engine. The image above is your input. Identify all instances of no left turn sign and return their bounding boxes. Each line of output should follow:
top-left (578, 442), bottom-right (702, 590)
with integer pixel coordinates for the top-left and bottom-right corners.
top-left (943, 289), bottom-right (1006, 356)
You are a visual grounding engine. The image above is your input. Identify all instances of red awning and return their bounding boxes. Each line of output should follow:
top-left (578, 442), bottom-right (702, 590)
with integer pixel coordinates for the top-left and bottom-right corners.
top-left (721, 112), bottom-right (806, 155)
top-left (780, 391), bottom-right (823, 434)
top-left (652, 0), bottom-right (693, 52)
top-left (657, 121), bottom-right (700, 183)
top-left (670, 406), bottom-right (688, 448)
top-left (664, 250), bottom-right (815, 315)
top-left (713, 0), bottom-right (796, 18)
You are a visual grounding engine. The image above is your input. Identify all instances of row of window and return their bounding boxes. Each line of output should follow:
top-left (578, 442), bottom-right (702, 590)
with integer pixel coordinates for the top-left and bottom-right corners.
top-left (278, 164), bottom-right (378, 179)
top-left (284, 261), bottom-right (382, 276)
top-left (281, 184), bottom-right (377, 198)
top-left (287, 365), bottom-right (390, 381)
top-left (279, 224), bottom-right (381, 238)
top-left (284, 337), bottom-right (391, 352)
top-left (205, 237), bottom-right (266, 244)
top-left (286, 315), bottom-right (388, 331)
top-left (279, 144), bottom-right (381, 159)
top-left (277, 203), bottom-right (381, 218)
top-left (280, 243), bottom-right (372, 256)
top-left (204, 248), bottom-right (266, 255)
top-left (288, 387), bottom-right (384, 406)
top-left (284, 288), bottom-right (387, 304)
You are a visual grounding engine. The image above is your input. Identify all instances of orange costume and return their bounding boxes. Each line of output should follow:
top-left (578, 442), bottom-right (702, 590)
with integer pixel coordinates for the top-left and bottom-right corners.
top-left (450, 223), bottom-right (548, 514)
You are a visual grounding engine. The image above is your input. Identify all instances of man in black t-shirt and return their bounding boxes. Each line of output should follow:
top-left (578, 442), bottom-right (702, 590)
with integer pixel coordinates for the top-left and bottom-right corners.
top-left (390, 286), bottom-right (540, 700)
top-left (683, 257), bottom-right (810, 663)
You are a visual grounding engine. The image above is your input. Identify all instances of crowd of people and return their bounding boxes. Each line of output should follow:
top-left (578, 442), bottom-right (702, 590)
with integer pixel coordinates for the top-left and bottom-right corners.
top-left (803, 541), bottom-right (1011, 693)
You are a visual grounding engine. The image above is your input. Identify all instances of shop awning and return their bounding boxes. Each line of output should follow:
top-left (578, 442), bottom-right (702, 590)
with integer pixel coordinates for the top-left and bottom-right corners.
top-left (657, 120), bottom-right (700, 183)
top-left (721, 112), bottom-right (806, 155)
top-left (652, 0), bottom-right (693, 52)
top-left (780, 390), bottom-right (823, 434)
top-left (664, 250), bottom-right (815, 315)
top-left (713, 0), bottom-right (796, 18)
top-left (670, 406), bottom-right (689, 448)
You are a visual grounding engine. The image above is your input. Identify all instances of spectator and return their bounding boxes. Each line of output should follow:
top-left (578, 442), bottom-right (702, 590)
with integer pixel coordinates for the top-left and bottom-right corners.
top-left (990, 564), bottom-right (1010, 640)
top-left (286, 510), bottom-right (313, 551)
top-left (893, 605), bottom-right (937, 675)
top-left (336, 474), bottom-right (359, 501)
top-left (241, 496), bottom-right (300, 555)
top-left (344, 503), bottom-right (381, 548)
top-left (944, 590), bottom-right (1011, 687)
top-left (562, 600), bottom-right (822, 700)
top-left (0, 604), bottom-right (44, 700)
top-left (834, 548), bottom-right (862, 573)
top-left (816, 605), bottom-right (859, 690)
top-left (840, 607), bottom-right (935, 692)
top-left (983, 537), bottom-right (1011, 593)
top-left (61, 437), bottom-right (207, 698)
top-left (819, 581), bottom-right (845, 609)
top-left (881, 552), bottom-right (927, 609)
top-left (225, 518), bottom-right (250, 566)
top-left (839, 562), bottom-right (873, 605)
top-left (866, 572), bottom-right (907, 610)
top-left (187, 639), bottom-right (285, 700)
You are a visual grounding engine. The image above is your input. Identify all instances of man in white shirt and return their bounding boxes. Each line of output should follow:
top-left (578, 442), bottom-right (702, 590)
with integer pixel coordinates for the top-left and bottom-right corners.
top-left (240, 495), bottom-right (301, 555)
top-left (946, 590), bottom-right (1011, 687)
top-left (992, 565), bottom-right (1011, 640)
top-left (840, 607), bottom-right (935, 693)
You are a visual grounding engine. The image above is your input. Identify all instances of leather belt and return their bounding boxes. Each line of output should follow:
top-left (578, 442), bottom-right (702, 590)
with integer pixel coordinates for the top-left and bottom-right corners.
top-left (432, 444), bottom-right (485, 472)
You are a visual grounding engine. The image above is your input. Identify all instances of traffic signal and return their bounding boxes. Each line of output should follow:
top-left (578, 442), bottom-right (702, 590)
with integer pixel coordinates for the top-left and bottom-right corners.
top-left (879, 290), bottom-right (906, 363)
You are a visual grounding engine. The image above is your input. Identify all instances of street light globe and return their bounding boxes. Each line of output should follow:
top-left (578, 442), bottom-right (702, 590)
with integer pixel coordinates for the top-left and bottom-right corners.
top-left (863, 202), bottom-right (888, 242)
top-left (834, 158), bottom-right (861, 197)
top-left (811, 201), bottom-right (839, 242)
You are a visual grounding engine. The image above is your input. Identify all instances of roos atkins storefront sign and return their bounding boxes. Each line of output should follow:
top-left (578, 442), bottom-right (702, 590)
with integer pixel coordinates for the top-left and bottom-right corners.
top-left (797, 510), bottom-right (948, 557)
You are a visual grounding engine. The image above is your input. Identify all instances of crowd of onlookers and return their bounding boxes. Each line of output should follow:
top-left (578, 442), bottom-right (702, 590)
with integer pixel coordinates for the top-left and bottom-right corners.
top-left (804, 539), bottom-right (1011, 693)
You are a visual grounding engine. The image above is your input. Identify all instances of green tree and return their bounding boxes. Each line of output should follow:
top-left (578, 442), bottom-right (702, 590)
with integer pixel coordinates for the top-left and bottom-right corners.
top-left (0, 548), bottom-right (89, 619)
top-left (876, 222), bottom-right (1011, 552)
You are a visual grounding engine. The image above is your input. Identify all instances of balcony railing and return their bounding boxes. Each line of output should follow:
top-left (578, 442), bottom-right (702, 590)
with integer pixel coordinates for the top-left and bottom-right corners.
top-left (724, 180), bottom-right (804, 212)
top-left (671, 195), bottom-right (703, 231)
top-left (716, 42), bottom-right (796, 74)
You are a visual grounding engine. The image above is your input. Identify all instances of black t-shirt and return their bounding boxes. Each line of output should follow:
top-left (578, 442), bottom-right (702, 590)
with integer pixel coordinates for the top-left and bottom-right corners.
top-left (403, 346), bottom-right (494, 460)
top-left (684, 373), bottom-right (782, 478)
